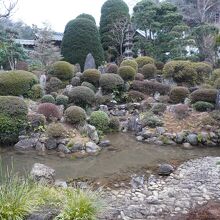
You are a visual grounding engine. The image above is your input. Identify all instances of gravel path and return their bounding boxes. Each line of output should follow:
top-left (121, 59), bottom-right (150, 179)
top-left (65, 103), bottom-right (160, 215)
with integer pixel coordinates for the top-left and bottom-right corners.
top-left (100, 157), bottom-right (220, 220)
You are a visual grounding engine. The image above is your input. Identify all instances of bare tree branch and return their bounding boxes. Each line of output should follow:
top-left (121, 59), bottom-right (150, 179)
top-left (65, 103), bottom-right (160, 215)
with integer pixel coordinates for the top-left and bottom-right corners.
top-left (0, 0), bottom-right (18, 19)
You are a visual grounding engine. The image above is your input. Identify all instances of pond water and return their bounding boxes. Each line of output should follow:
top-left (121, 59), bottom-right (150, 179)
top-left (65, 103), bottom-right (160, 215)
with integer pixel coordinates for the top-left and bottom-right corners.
top-left (1, 133), bottom-right (220, 180)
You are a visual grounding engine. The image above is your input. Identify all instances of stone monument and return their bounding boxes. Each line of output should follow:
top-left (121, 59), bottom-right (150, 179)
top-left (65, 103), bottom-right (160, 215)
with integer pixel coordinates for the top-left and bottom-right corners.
top-left (84, 53), bottom-right (96, 70)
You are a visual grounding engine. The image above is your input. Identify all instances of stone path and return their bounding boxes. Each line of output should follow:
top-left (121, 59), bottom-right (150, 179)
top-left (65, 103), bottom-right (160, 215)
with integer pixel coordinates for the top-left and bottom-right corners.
top-left (100, 157), bottom-right (220, 220)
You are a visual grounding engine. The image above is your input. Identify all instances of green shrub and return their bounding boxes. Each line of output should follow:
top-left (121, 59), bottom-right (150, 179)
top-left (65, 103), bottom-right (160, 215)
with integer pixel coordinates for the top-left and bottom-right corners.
top-left (134, 73), bottom-right (144, 81)
top-left (71, 76), bottom-right (81, 86)
top-left (29, 84), bottom-right (43, 100)
top-left (37, 103), bottom-right (61, 121)
top-left (193, 101), bottom-right (214, 112)
top-left (109, 117), bottom-right (120, 132)
top-left (190, 89), bottom-right (217, 103)
top-left (0, 70), bottom-right (38, 97)
top-left (163, 61), bottom-right (197, 85)
top-left (141, 64), bottom-right (157, 79)
top-left (75, 13), bottom-right (96, 23)
top-left (0, 96), bottom-right (28, 144)
top-left (151, 103), bottom-right (167, 115)
top-left (90, 111), bottom-right (110, 132)
top-left (64, 106), bottom-right (86, 125)
top-left (47, 123), bottom-right (67, 138)
top-left (50, 92), bottom-right (58, 98)
top-left (135, 56), bottom-right (155, 68)
top-left (82, 69), bottom-right (101, 85)
top-left (99, 73), bottom-right (124, 93)
top-left (192, 62), bottom-right (212, 83)
top-left (46, 77), bottom-right (63, 93)
top-left (141, 112), bottom-right (163, 128)
top-left (210, 69), bottom-right (220, 83)
top-left (117, 66), bottom-right (136, 81)
top-left (81, 81), bottom-right (96, 92)
top-left (68, 86), bottom-right (95, 107)
top-left (155, 61), bottom-right (164, 70)
top-left (56, 95), bottom-right (69, 107)
top-left (131, 80), bottom-right (170, 95)
top-left (49, 61), bottom-right (74, 81)
top-left (41, 95), bottom-right (55, 104)
top-left (106, 63), bottom-right (118, 74)
top-left (27, 113), bottom-right (46, 132)
top-left (200, 84), bottom-right (213, 89)
top-left (127, 90), bottom-right (145, 102)
top-left (214, 78), bottom-right (220, 89)
top-left (169, 86), bottom-right (190, 104)
top-left (120, 59), bottom-right (138, 72)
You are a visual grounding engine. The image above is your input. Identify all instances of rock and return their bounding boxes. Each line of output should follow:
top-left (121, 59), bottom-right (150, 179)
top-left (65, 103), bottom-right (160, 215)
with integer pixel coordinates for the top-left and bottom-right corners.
top-left (200, 131), bottom-right (209, 143)
top-left (14, 138), bottom-right (38, 151)
top-left (86, 124), bottom-right (99, 144)
top-left (56, 138), bottom-right (68, 145)
top-left (99, 140), bottom-right (111, 148)
top-left (45, 138), bottom-right (57, 150)
top-left (27, 208), bottom-right (58, 220)
top-left (55, 179), bottom-right (68, 188)
top-left (70, 142), bottom-right (84, 152)
top-left (71, 76), bottom-right (81, 86)
top-left (85, 142), bottom-right (101, 154)
top-left (158, 164), bottom-right (174, 176)
top-left (186, 134), bottom-right (198, 146)
top-left (75, 72), bottom-right (83, 78)
top-left (183, 142), bottom-right (193, 149)
top-left (141, 130), bottom-right (154, 139)
top-left (156, 127), bottom-right (166, 135)
top-left (84, 53), bottom-right (96, 70)
top-left (100, 105), bottom-right (108, 112)
top-left (35, 141), bottom-right (46, 152)
top-left (127, 116), bottom-right (141, 132)
top-left (57, 144), bottom-right (70, 154)
top-left (136, 136), bottom-right (144, 142)
top-left (30, 163), bottom-right (55, 184)
top-left (175, 132), bottom-right (185, 144)
top-left (130, 175), bottom-right (145, 189)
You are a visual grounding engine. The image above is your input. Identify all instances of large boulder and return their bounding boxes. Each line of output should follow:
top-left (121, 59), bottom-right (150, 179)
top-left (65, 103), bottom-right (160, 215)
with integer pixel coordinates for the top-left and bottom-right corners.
top-left (158, 164), bottom-right (174, 176)
top-left (186, 134), bottom-right (198, 146)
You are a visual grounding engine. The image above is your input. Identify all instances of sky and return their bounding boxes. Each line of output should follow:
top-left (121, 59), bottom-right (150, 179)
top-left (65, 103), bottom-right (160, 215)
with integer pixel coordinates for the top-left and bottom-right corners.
top-left (12, 0), bottom-right (138, 32)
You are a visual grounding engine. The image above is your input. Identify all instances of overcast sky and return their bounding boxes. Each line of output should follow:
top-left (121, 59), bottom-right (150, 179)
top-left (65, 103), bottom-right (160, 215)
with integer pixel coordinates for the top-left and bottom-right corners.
top-left (12, 0), bottom-right (138, 32)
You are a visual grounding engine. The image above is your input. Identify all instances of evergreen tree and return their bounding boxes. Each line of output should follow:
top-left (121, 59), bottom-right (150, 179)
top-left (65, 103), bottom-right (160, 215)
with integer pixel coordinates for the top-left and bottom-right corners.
top-left (75, 13), bottom-right (96, 24)
top-left (61, 17), bottom-right (104, 70)
top-left (100, 0), bottom-right (129, 62)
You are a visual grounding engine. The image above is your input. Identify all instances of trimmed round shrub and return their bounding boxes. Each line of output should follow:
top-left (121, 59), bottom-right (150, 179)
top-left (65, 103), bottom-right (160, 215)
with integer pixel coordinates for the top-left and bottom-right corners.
top-left (50, 92), bottom-right (58, 98)
top-left (155, 61), bottom-right (164, 70)
top-left (90, 111), bottom-right (110, 132)
top-left (190, 89), bottom-right (217, 104)
top-left (75, 13), bottom-right (96, 24)
top-left (141, 64), bottom-right (157, 79)
top-left (193, 62), bottom-right (212, 83)
top-left (56, 95), bottom-right (69, 107)
top-left (41, 95), bottom-right (55, 104)
top-left (64, 106), bottom-right (86, 125)
top-left (120, 59), bottom-right (138, 72)
top-left (134, 73), bottom-right (144, 81)
top-left (29, 84), bottom-right (43, 100)
top-left (117, 66), bottom-right (136, 81)
top-left (169, 86), bottom-right (190, 104)
top-left (71, 76), bottom-right (81, 86)
top-left (127, 90), bottom-right (145, 102)
top-left (151, 103), bottom-right (167, 115)
top-left (163, 61), bottom-right (197, 85)
top-left (210, 69), bottom-right (220, 83)
top-left (49, 61), bottom-right (74, 81)
top-left (47, 123), bottom-right (67, 138)
top-left (174, 104), bottom-right (189, 120)
top-left (82, 69), bottom-right (101, 85)
top-left (37, 103), bottom-right (61, 121)
top-left (214, 78), bottom-right (220, 89)
top-left (68, 86), bottom-right (95, 107)
top-left (193, 101), bottom-right (214, 112)
top-left (0, 96), bottom-right (28, 144)
top-left (106, 63), bottom-right (118, 74)
top-left (46, 77), bottom-right (63, 93)
top-left (135, 56), bottom-right (155, 68)
top-left (81, 81), bottom-right (96, 92)
top-left (99, 73), bottom-right (124, 92)
top-left (141, 112), bottom-right (163, 128)
top-left (109, 117), bottom-right (120, 132)
top-left (0, 70), bottom-right (38, 97)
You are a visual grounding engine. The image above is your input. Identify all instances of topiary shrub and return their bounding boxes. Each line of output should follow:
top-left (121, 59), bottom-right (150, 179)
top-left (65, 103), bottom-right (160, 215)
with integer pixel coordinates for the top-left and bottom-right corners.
top-left (127, 90), bottom-right (145, 102)
top-left (141, 64), bottom-right (157, 79)
top-left (169, 86), bottom-right (190, 104)
top-left (50, 92), bottom-right (58, 98)
top-left (192, 62), bottom-right (212, 83)
top-left (68, 86), bottom-right (95, 108)
top-left (151, 103), bottom-right (167, 115)
top-left (99, 73), bottom-right (124, 93)
top-left (134, 73), bottom-right (144, 81)
top-left (90, 111), bottom-right (110, 132)
top-left (193, 101), bottom-right (214, 112)
top-left (106, 63), bottom-right (118, 74)
top-left (71, 76), bottom-right (81, 87)
top-left (210, 69), bottom-right (220, 83)
top-left (0, 96), bottom-right (28, 144)
top-left (81, 81), bottom-right (96, 92)
top-left (214, 78), bottom-right (220, 89)
top-left (37, 103), bottom-right (61, 121)
top-left (131, 80), bottom-right (170, 95)
top-left (109, 116), bottom-right (120, 132)
top-left (135, 56), bottom-right (155, 68)
top-left (49, 61), bottom-right (74, 81)
top-left (47, 123), bottom-right (67, 138)
top-left (120, 59), bottom-right (138, 72)
top-left (56, 95), bottom-right (69, 107)
top-left (141, 112), bottom-right (163, 128)
top-left (29, 84), bottom-right (43, 100)
top-left (155, 61), bottom-right (164, 70)
top-left (190, 89), bottom-right (217, 104)
top-left (64, 106), bottom-right (86, 125)
top-left (41, 95), bottom-right (55, 104)
top-left (46, 77), bottom-right (63, 93)
top-left (82, 69), bottom-right (101, 85)
top-left (0, 70), bottom-right (38, 97)
top-left (173, 104), bottom-right (189, 120)
top-left (117, 66), bottom-right (136, 81)
top-left (163, 61), bottom-right (197, 85)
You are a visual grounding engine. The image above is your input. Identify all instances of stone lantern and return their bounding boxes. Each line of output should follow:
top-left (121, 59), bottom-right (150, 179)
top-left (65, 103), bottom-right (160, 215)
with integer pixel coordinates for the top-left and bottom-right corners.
top-left (123, 23), bottom-right (134, 59)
